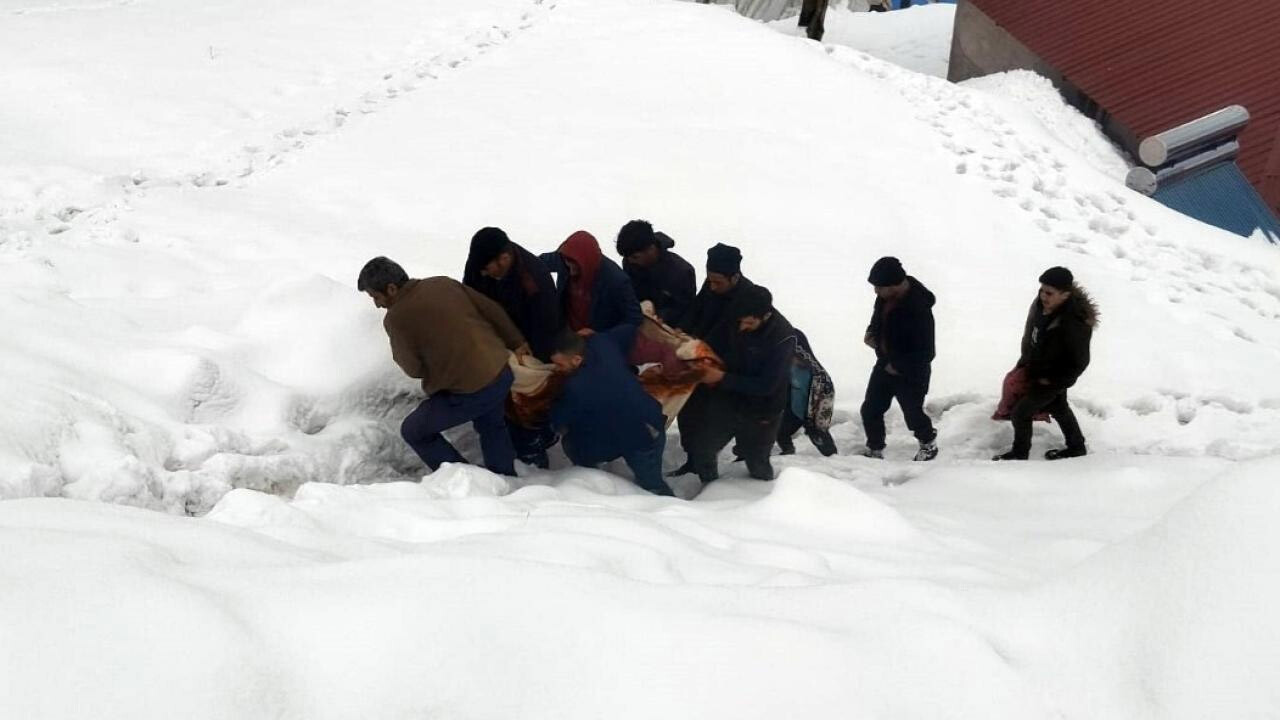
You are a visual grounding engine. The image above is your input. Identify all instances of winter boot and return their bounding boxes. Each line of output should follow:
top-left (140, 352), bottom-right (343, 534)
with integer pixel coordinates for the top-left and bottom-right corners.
top-left (667, 459), bottom-right (694, 477)
top-left (992, 449), bottom-right (1028, 461)
top-left (777, 435), bottom-right (797, 456)
top-left (913, 440), bottom-right (938, 462)
top-left (1045, 446), bottom-right (1087, 460)
top-left (806, 428), bottom-right (838, 457)
top-left (859, 447), bottom-right (884, 460)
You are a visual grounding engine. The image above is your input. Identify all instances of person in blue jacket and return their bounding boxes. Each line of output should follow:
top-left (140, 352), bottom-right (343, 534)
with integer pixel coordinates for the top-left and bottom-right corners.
top-left (540, 230), bottom-right (643, 351)
top-left (549, 328), bottom-right (674, 497)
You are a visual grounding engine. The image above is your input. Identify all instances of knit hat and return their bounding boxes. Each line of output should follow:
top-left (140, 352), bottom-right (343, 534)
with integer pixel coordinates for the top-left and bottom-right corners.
top-left (706, 243), bottom-right (742, 276)
top-left (616, 220), bottom-right (656, 256)
top-left (867, 256), bottom-right (906, 287)
top-left (734, 285), bottom-right (773, 319)
top-left (469, 227), bottom-right (511, 268)
top-left (1039, 266), bottom-right (1074, 291)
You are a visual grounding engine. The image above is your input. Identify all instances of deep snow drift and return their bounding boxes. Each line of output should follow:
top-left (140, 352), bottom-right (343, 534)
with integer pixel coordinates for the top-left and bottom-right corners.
top-left (2, 0), bottom-right (1279, 717)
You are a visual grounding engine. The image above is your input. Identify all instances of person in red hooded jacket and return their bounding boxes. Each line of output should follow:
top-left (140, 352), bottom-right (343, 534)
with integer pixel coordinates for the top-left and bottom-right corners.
top-left (540, 230), bottom-right (643, 351)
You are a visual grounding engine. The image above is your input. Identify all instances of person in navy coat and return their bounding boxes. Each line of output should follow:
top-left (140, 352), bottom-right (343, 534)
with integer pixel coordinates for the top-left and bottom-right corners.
top-left (541, 230), bottom-right (643, 351)
top-left (549, 328), bottom-right (673, 496)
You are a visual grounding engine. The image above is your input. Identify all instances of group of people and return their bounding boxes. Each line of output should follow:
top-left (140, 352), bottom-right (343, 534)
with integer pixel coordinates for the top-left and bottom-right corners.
top-left (357, 220), bottom-right (1098, 497)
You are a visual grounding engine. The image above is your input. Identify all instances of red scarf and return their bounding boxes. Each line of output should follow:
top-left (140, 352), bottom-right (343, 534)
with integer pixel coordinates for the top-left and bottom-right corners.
top-left (558, 231), bottom-right (603, 331)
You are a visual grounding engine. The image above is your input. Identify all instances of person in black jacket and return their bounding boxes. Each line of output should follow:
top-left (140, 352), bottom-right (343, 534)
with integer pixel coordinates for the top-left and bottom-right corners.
top-left (549, 329), bottom-right (673, 496)
top-left (860, 256), bottom-right (938, 461)
top-left (668, 244), bottom-right (760, 478)
top-left (616, 220), bottom-right (697, 325)
top-left (994, 266), bottom-right (1098, 461)
top-left (463, 227), bottom-right (561, 362)
top-left (692, 285), bottom-right (796, 483)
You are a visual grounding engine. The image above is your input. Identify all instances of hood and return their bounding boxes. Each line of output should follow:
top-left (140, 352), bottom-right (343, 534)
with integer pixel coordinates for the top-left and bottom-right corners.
top-left (654, 231), bottom-right (676, 251)
top-left (1067, 285), bottom-right (1100, 327)
top-left (559, 230), bottom-right (603, 284)
top-left (906, 276), bottom-right (936, 309)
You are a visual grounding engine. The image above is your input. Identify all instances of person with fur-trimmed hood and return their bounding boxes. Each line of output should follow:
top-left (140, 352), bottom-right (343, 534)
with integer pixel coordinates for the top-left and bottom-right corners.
top-left (994, 266), bottom-right (1099, 461)
top-left (615, 220), bottom-right (696, 325)
top-left (463, 227), bottom-right (560, 362)
top-left (860, 256), bottom-right (939, 461)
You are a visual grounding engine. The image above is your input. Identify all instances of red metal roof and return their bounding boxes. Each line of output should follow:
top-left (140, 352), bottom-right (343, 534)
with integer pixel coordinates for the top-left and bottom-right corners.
top-left (969, 0), bottom-right (1280, 214)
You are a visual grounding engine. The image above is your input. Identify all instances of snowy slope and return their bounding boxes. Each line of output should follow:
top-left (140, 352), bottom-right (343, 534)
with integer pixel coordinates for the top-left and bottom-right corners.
top-left (2, 0), bottom-right (1280, 717)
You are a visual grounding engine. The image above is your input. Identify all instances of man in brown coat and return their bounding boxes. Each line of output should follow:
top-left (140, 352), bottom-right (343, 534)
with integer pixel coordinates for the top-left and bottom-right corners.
top-left (358, 256), bottom-right (530, 476)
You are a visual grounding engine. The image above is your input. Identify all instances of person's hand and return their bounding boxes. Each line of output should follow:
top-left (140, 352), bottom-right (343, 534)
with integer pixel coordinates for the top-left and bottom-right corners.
top-left (886, 364), bottom-right (900, 376)
top-left (576, 328), bottom-right (595, 337)
top-left (702, 366), bottom-right (725, 384)
top-left (863, 333), bottom-right (876, 349)
top-left (514, 343), bottom-right (532, 359)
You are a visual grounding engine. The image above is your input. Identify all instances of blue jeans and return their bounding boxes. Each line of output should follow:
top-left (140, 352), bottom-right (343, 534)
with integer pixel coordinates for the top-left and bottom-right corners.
top-left (622, 430), bottom-right (673, 496)
top-left (565, 428), bottom-right (673, 497)
top-left (400, 367), bottom-right (516, 476)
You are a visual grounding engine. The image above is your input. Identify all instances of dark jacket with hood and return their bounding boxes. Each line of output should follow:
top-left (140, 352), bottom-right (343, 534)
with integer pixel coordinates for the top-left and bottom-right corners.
top-left (623, 232), bottom-right (697, 325)
top-left (720, 312), bottom-right (798, 417)
top-left (1018, 286), bottom-right (1098, 389)
top-left (463, 242), bottom-right (560, 361)
top-left (540, 231), bottom-right (643, 350)
top-left (674, 275), bottom-right (758, 358)
top-left (865, 276), bottom-right (936, 383)
top-left (550, 330), bottom-right (665, 466)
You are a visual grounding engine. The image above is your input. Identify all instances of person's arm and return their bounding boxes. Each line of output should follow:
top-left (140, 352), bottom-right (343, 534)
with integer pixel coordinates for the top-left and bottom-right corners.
top-left (528, 274), bottom-right (562, 360)
top-left (662, 262), bottom-right (697, 324)
top-left (889, 305), bottom-right (935, 371)
top-left (463, 284), bottom-right (526, 351)
top-left (385, 315), bottom-right (426, 380)
top-left (1047, 322), bottom-right (1092, 387)
top-left (720, 336), bottom-right (796, 397)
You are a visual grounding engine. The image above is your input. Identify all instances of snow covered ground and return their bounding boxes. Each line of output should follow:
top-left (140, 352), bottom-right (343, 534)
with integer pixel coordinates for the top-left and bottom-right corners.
top-left (2, 0), bottom-right (1279, 717)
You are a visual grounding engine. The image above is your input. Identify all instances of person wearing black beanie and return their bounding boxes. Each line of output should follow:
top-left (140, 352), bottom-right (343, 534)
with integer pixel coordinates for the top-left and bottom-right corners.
top-left (615, 220), bottom-right (696, 325)
top-left (667, 243), bottom-right (764, 481)
top-left (994, 267), bottom-right (1099, 461)
top-left (462, 227), bottom-right (563, 469)
top-left (690, 284), bottom-right (798, 483)
top-left (859, 256), bottom-right (939, 461)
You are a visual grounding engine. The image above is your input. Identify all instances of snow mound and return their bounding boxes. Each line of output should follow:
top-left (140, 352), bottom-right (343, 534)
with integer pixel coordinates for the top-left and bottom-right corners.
top-left (1004, 457), bottom-right (1280, 718)
top-left (738, 467), bottom-right (925, 544)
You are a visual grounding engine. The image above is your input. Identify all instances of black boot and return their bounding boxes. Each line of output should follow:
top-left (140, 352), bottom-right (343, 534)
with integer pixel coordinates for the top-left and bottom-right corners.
top-left (777, 435), bottom-right (796, 455)
top-left (1045, 446), bottom-right (1087, 460)
top-left (667, 459), bottom-right (694, 477)
top-left (993, 449), bottom-right (1029, 461)
top-left (806, 428), bottom-right (837, 457)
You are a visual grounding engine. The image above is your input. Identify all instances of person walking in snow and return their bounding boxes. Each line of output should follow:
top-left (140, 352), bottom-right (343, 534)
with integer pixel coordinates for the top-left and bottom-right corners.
top-left (993, 267), bottom-right (1097, 461)
top-left (668, 243), bottom-right (763, 479)
top-left (778, 328), bottom-right (838, 456)
top-left (463, 226), bottom-right (562, 469)
top-left (689, 285), bottom-right (797, 483)
top-left (859, 256), bottom-right (938, 461)
top-left (358, 257), bottom-right (529, 477)
top-left (463, 227), bottom-right (561, 362)
top-left (548, 329), bottom-right (674, 497)
top-left (615, 220), bottom-right (697, 326)
top-left (798, 0), bottom-right (830, 41)
top-left (540, 231), bottom-right (643, 351)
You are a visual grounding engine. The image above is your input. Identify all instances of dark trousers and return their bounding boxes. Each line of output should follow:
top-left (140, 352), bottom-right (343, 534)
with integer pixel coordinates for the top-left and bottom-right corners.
top-left (1011, 386), bottom-right (1085, 455)
top-left (509, 422), bottom-right (557, 469)
top-left (687, 391), bottom-right (783, 481)
top-left (799, 0), bottom-right (829, 41)
top-left (565, 429), bottom-right (673, 496)
top-left (860, 362), bottom-right (936, 451)
top-left (400, 367), bottom-right (516, 476)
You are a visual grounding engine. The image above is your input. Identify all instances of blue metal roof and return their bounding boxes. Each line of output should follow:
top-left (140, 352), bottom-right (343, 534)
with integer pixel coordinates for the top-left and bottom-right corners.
top-left (1152, 163), bottom-right (1280, 243)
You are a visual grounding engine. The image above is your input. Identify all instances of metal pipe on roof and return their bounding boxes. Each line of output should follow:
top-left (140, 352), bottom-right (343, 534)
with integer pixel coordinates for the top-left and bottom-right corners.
top-left (1127, 140), bottom-right (1241, 195)
top-left (1138, 105), bottom-right (1250, 168)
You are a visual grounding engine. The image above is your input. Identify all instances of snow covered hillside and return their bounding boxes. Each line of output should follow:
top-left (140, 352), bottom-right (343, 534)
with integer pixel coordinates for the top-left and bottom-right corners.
top-left (2, 0), bottom-right (1279, 718)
